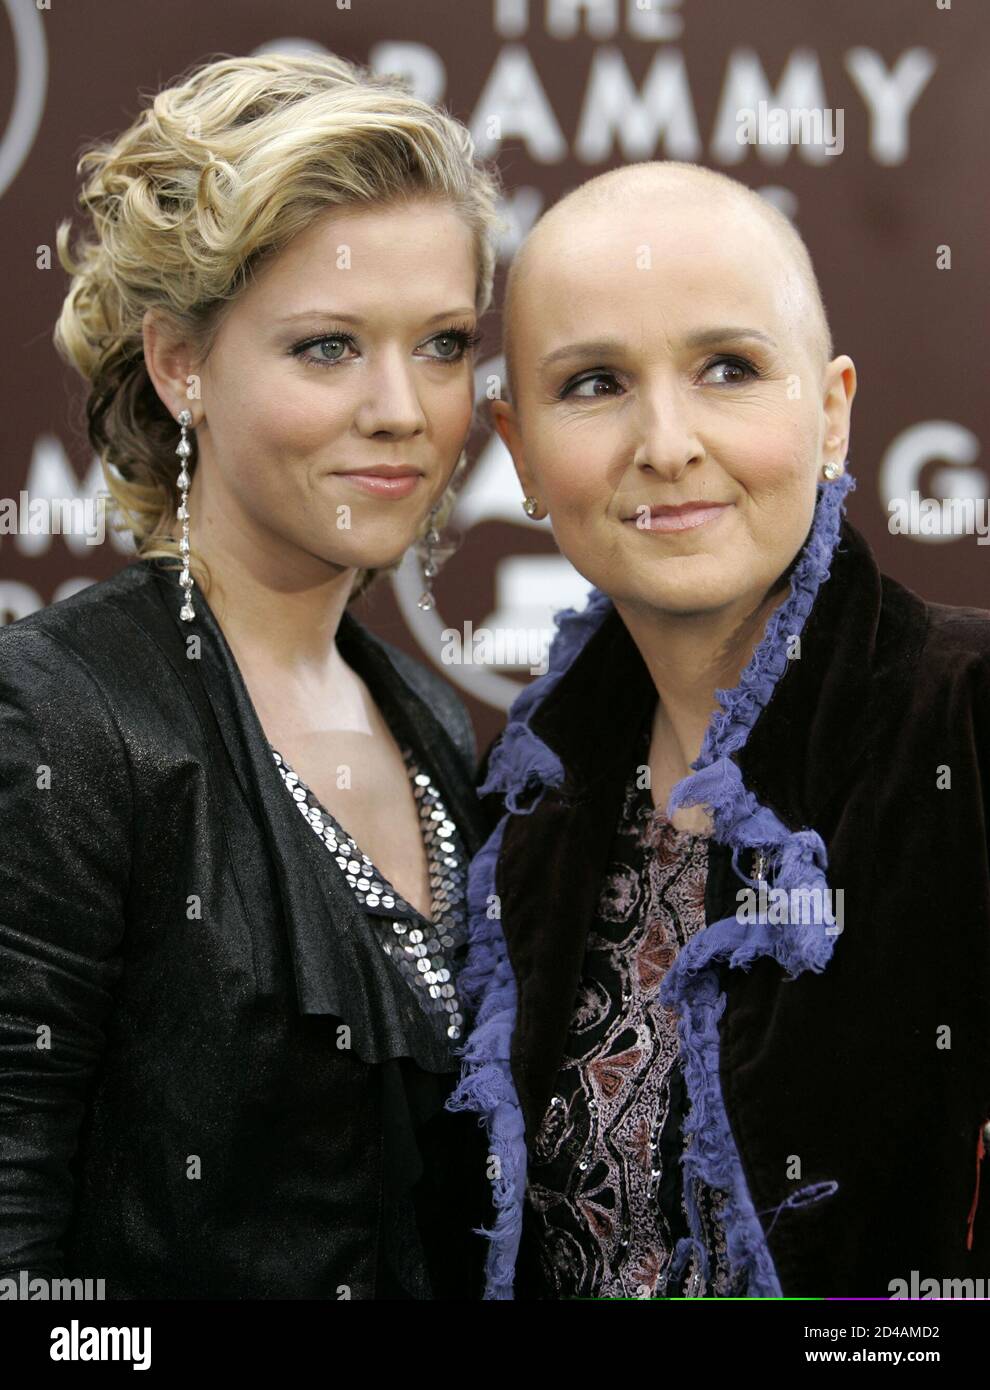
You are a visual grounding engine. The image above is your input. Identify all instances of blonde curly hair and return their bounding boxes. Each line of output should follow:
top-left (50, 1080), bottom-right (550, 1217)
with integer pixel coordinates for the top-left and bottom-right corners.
top-left (53, 50), bottom-right (504, 604)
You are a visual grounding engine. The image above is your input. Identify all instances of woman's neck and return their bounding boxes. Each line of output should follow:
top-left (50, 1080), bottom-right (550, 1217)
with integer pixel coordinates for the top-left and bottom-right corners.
top-left (614, 580), bottom-right (790, 783)
top-left (178, 470), bottom-right (358, 680)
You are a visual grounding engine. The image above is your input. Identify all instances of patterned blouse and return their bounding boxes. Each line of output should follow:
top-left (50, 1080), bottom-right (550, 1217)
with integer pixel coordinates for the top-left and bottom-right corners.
top-left (522, 715), bottom-right (746, 1299)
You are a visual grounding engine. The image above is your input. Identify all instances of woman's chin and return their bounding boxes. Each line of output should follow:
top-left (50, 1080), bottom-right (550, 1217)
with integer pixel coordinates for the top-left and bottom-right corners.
top-left (595, 562), bottom-right (744, 619)
top-left (309, 535), bottom-right (416, 577)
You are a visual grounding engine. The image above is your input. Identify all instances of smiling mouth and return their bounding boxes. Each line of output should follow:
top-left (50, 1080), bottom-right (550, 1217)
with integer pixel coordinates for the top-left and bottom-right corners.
top-left (334, 471), bottom-right (423, 499)
top-left (623, 501), bottom-right (732, 533)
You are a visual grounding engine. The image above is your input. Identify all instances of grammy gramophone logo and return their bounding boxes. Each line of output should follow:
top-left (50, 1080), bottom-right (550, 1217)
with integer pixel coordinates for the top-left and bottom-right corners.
top-left (0, 0), bottom-right (47, 203)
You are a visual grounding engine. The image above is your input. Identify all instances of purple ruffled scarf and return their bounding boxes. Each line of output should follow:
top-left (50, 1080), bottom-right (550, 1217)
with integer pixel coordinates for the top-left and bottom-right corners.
top-left (447, 472), bottom-right (856, 1299)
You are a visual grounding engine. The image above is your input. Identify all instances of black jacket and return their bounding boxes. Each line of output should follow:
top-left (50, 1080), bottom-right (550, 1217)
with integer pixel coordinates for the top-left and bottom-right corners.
top-left (472, 520), bottom-right (990, 1297)
top-left (0, 557), bottom-right (491, 1299)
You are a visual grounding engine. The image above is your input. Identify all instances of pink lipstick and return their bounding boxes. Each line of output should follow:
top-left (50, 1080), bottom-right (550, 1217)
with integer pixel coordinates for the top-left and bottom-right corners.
top-left (625, 501), bottom-right (731, 533)
top-left (336, 472), bottom-right (422, 499)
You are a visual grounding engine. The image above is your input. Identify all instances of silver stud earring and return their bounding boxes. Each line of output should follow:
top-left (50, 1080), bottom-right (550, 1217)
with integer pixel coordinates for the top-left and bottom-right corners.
top-left (522, 495), bottom-right (539, 517)
top-left (416, 504), bottom-right (458, 611)
top-left (175, 409), bottom-right (195, 621)
top-left (822, 459), bottom-right (845, 482)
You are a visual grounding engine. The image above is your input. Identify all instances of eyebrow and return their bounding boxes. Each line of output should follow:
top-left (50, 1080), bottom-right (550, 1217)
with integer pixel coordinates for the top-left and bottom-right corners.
top-left (277, 308), bottom-right (477, 326)
top-left (536, 326), bottom-right (777, 371)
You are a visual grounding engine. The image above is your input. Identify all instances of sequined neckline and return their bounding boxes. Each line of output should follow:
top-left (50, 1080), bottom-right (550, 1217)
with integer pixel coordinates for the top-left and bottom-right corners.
top-left (269, 743), bottom-right (467, 1043)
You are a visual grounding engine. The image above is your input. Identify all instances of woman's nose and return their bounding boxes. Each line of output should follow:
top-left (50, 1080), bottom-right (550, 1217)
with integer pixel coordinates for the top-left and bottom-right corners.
top-left (354, 353), bottom-right (428, 438)
top-left (632, 383), bottom-right (704, 480)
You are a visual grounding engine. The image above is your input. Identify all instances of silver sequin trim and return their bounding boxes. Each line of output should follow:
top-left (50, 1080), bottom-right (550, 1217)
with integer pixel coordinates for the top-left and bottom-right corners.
top-left (270, 745), bottom-right (467, 1041)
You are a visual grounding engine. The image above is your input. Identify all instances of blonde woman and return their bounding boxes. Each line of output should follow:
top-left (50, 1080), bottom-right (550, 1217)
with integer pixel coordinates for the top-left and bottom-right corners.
top-left (0, 52), bottom-right (501, 1299)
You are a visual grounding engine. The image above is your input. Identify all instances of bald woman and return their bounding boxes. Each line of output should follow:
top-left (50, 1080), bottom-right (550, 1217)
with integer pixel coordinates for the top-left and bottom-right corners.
top-left (449, 161), bottom-right (990, 1301)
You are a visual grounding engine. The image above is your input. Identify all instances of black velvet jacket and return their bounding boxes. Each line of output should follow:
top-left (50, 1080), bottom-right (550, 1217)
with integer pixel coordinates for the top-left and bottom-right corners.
top-left (0, 557), bottom-right (490, 1299)
top-left (479, 521), bottom-right (990, 1296)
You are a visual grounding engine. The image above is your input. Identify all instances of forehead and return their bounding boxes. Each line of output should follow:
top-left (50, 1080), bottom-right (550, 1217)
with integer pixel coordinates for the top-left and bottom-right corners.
top-left (249, 201), bottom-right (477, 304)
top-left (514, 193), bottom-right (801, 359)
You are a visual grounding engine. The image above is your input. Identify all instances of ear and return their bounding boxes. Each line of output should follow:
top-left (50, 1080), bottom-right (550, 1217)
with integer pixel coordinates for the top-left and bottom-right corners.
top-left (142, 308), bottom-right (202, 424)
top-left (489, 396), bottom-right (546, 518)
top-left (820, 354), bottom-right (857, 464)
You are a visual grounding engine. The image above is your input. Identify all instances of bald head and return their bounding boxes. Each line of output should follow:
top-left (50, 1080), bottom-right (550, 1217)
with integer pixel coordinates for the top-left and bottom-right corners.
top-left (502, 161), bottom-right (833, 405)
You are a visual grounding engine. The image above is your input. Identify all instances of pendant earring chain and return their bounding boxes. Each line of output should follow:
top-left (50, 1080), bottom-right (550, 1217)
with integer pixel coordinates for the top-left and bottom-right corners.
top-left (416, 502), bottom-right (460, 611)
top-left (418, 504), bottom-right (442, 611)
top-left (176, 409), bottom-right (195, 621)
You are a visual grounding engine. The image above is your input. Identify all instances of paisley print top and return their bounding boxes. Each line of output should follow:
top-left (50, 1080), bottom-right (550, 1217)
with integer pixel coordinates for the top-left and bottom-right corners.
top-left (522, 715), bottom-right (746, 1299)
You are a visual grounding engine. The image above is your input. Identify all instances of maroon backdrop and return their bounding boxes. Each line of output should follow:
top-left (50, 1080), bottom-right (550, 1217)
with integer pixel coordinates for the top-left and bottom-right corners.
top-left (1, 0), bottom-right (986, 749)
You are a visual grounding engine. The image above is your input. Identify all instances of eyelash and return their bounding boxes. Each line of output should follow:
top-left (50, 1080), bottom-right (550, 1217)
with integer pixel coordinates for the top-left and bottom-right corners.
top-left (558, 354), bottom-right (762, 399)
top-left (291, 324), bottom-right (483, 370)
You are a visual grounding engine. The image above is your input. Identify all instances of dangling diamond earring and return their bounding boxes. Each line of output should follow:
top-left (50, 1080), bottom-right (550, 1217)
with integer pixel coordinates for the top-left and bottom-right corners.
top-left (175, 409), bottom-right (195, 621)
top-left (416, 503), bottom-right (458, 611)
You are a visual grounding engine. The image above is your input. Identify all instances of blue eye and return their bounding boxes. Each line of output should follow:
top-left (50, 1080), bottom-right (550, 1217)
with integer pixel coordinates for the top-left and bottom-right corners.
top-left (424, 332), bottom-right (462, 359)
top-left (418, 327), bottom-right (484, 361)
top-left (290, 325), bottom-right (481, 370)
top-left (292, 335), bottom-right (354, 368)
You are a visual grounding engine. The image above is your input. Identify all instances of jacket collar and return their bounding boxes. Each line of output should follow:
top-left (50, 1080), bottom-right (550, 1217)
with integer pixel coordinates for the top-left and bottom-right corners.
top-left (496, 516), bottom-right (929, 1137)
top-left (736, 518), bottom-right (926, 832)
top-left (451, 481), bottom-right (935, 1298)
top-left (153, 559), bottom-right (485, 844)
top-left (119, 559), bottom-right (488, 1057)
top-left (521, 518), bottom-right (911, 836)
top-left (527, 597), bottom-right (656, 800)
